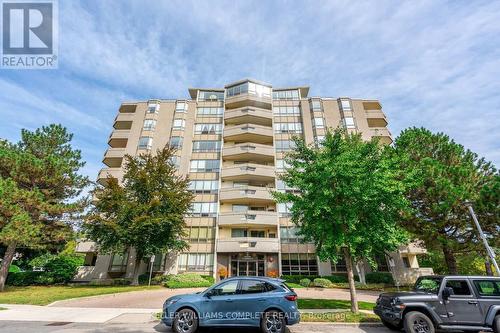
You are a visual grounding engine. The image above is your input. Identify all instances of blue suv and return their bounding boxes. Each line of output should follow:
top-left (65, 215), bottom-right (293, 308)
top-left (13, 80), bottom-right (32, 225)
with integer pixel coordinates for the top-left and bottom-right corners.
top-left (162, 276), bottom-right (300, 333)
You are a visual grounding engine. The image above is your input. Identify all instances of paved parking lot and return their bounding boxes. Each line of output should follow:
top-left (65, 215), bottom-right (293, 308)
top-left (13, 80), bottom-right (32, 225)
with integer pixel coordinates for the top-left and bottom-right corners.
top-left (50, 288), bottom-right (380, 308)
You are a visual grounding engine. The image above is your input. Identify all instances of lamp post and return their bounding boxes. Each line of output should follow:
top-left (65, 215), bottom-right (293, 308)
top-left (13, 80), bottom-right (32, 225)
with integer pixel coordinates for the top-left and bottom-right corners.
top-left (148, 255), bottom-right (155, 287)
top-left (464, 201), bottom-right (499, 276)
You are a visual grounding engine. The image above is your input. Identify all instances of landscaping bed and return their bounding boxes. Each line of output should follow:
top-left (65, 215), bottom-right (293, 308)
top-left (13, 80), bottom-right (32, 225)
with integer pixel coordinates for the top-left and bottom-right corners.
top-left (300, 311), bottom-right (380, 323)
top-left (297, 298), bottom-right (375, 310)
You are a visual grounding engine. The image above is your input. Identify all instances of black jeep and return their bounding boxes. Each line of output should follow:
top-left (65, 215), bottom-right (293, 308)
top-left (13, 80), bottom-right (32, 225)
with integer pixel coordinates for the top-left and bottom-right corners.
top-left (374, 275), bottom-right (500, 333)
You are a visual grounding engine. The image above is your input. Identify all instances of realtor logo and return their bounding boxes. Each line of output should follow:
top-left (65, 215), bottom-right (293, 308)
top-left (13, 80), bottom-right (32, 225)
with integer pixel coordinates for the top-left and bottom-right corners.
top-left (1, 0), bottom-right (58, 69)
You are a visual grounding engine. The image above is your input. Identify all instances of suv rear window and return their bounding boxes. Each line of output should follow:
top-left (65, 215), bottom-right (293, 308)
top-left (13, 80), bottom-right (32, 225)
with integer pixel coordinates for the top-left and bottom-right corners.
top-left (473, 280), bottom-right (500, 296)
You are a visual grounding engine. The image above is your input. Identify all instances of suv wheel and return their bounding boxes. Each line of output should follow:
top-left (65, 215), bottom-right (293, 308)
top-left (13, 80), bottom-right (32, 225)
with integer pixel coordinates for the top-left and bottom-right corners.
top-left (493, 314), bottom-right (500, 333)
top-left (173, 308), bottom-right (198, 333)
top-left (261, 310), bottom-right (286, 333)
top-left (404, 311), bottom-right (435, 333)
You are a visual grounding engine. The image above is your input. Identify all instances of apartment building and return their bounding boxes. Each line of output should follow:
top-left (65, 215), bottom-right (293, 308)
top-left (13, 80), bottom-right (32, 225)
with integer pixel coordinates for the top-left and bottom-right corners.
top-left (75, 78), bottom-right (432, 284)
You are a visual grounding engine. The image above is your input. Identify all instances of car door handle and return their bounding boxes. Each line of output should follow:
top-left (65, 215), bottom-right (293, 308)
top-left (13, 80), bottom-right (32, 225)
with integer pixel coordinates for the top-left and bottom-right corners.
top-left (468, 300), bottom-right (478, 305)
top-left (225, 299), bottom-right (233, 302)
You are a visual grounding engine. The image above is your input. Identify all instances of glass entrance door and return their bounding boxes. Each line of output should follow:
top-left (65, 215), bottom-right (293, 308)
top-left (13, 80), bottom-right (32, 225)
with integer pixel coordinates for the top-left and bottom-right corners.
top-left (231, 259), bottom-right (265, 276)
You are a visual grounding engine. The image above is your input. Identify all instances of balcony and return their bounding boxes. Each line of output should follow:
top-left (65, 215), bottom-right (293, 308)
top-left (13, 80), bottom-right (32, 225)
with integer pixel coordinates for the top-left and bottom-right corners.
top-left (217, 238), bottom-right (279, 253)
top-left (366, 110), bottom-right (388, 127)
top-left (399, 242), bottom-right (427, 255)
top-left (224, 124), bottom-right (273, 144)
top-left (219, 186), bottom-right (274, 204)
top-left (225, 107), bottom-right (273, 126)
top-left (219, 211), bottom-right (277, 227)
top-left (108, 129), bottom-right (130, 148)
top-left (119, 103), bottom-right (137, 113)
top-left (97, 167), bottom-right (122, 185)
top-left (75, 241), bottom-right (97, 253)
top-left (221, 163), bottom-right (275, 182)
top-left (369, 127), bottom-right (393, 144)
top-left (223, 143), bottom-right (274, 162)
top-left (225, 93), bottom-right (272, 110)
top-left (103, 148), bottom-right (125, 167)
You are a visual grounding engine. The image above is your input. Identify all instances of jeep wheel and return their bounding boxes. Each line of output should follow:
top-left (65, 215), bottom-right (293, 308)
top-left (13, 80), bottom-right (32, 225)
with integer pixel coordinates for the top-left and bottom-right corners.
top-left (403, 311), bottom-right (435, 333)
top-left (173, 308), bottom-right (198, 333)
top-left (261, 310), bottom-right (286, 333)
top-left (381, 319), bottom-right (401, 331)
top-left (493, 314), bottom-right (500, 333)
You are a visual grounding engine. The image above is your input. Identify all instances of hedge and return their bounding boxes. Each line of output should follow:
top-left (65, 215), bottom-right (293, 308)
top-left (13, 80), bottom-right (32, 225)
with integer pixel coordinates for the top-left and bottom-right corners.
top-left (365, 272), bottom-right (394, 284)
top-left (313, 278), bottom-right (333, 288)
top-left (299, 278), bottom-right (311, 287)
top-left (164, 273), bottom-right (212, 289)
top-left (8, 265), bottom-right (21, 273)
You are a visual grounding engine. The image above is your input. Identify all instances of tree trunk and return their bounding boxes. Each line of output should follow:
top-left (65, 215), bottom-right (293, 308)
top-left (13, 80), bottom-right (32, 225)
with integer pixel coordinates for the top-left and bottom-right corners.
top-left (131, 256), bottom-right (142, 286)
top-left (0, 242), bottom-right (17, 292)
top-left (343, 247), bottom-right (359, 313)
top-left (442, 244), bottom-right (458, 275)
top-left (355, 261), bottom-right (366, 285)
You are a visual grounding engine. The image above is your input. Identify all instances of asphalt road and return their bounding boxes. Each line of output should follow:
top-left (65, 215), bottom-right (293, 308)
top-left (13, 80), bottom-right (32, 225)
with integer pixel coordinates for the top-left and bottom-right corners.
top-left (0, 321), bottom-right (390, 333)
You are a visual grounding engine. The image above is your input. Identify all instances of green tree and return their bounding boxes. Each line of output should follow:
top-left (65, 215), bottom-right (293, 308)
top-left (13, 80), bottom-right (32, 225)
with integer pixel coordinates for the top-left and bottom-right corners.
top-left (0, 124), bottom-right (88, 291)
top-left (273, 129), bottom-right (409, 312)
top-left (394, 127), bottom-right (499, 274)
top-left (84, 146), bottom-right (194, 285)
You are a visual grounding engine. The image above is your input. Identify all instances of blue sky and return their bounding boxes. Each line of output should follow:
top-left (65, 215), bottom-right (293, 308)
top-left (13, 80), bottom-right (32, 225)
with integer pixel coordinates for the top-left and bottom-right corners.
top-left (1, 0), bottom-right (499, 181)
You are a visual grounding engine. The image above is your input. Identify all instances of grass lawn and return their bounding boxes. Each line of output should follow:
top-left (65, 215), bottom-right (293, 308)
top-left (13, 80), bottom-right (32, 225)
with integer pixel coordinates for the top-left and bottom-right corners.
top-left (301, 311), bottom-right (380, 322)
top-left (286, 282), bottom-right (303, 289)
top-left (297, 298), bottom-right (375, 311)
top-left (0, 285), bottom-right (162, 306)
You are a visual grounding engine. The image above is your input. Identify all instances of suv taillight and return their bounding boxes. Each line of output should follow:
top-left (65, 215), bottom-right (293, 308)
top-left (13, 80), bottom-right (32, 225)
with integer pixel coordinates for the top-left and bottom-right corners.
top-left (285, 295), bottom-right (297, 301)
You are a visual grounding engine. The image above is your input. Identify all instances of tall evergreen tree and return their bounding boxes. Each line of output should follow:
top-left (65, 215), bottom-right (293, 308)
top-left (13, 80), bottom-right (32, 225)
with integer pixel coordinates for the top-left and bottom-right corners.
top-left (0, 125), bottom-right (88, 291)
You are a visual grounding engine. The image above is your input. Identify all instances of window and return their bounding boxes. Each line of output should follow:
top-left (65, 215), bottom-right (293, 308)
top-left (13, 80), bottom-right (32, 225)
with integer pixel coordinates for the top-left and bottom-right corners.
top-left (272, 106), bottom-right (300, 115)
top-left (276, 159), bottom-right (291, 171)
top-left (143, 119), bottom-right (157, 131)
top-left (147, 103), bottom-right (159, 113)
top-left (402, 256), bottom-right (411, 268)
top-left (272, 90), bottom-right (299, 100)
top-left (149, 253), bottom-right (167, 272)
top-left (138, 136), bottom-right (153, 150)
top-left (173, 119), bottom-right (185, 130)
top-left (194, 123), bottom-right (222, 134)
top-left (275, 140), bottom-right (297, 152)
top-left (197, 107), bottom-right (224, 116)
top-left (169, 136), bottom-right (183, 149)
top-left (446, 280), bottom-right (472, 296)
top-left (277, 202), bottom-right (293, 217)
top-left (177, 253), bottom-right (214, 272)
top-left (331, 256), bottom-right (347, 272)
top-left (192, 141), bottom-right (221, 152)
top-left (250, 230), bottom-right (265, 238)
top-left (280, 227), bottom-right (303, 243)
top-left (109, 252), bottom-right (129, 272)
top-left (276, 180), bottom-right (298, 193)
top-left (315, 135), bottom-right (325, 145)
top-left (473, 280), bottom-right (500, 296)
top-left (190, 159), bottom-right (220, 172)
top-left (184, 227), bottom-right (215, 242)
top-left (274, 122), bottom-right (303, 134)
top-left (313, 117), bottom-right (325, 128)
top-left (175, 101), bottom-right (188, 112)
top-left (344, 117), bottom-right (355, 129)
top-left (239, 280), bottom-right (267, 294)
top-left (226, 82), bottom-right (271, 98)
top-left (188, 180), bottom-right (219, 193)
top-left (281, 253), bottom-right (317, 275)
top-left (198, 91), bottom-right (224, 101)
top-left (232, 204), bottom-right (249, 212)
top-left (231, 228), bottom-right (247, 237)
top-left (169, 156), bottom-right (180, 168)
top-left (190, 202), bottom-right (218, 216)
top-left (212, 280), bottom-right (238, 296)
top-left (340, 99), bottom-right (351, 110)
top-left (311, 100), bottom-right (322, 110)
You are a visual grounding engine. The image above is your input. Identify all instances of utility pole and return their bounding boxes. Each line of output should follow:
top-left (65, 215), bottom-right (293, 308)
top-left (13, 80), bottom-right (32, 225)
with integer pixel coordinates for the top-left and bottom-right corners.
top-left (465, 201), bottom-right (499, 276)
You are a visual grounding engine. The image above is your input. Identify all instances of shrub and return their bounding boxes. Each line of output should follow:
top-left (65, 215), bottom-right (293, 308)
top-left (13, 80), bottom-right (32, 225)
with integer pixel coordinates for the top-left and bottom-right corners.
top-left (201, 275), bottom-right (215, 284)
top-left (323, 275), bottom-right (348, 283)
top-left (281, 275), bottom-right (320, 284)
top-left (8, 264), bottom-right (21, 273)
top-left (112, 278), bottom-right (131, 286)
top-left (164, 273), bottom-right (212, 289)
top-left (6, 271), bottom-right (43, 286)
top-left (313, 278), bottom-right (333, 288)
top-left (299, 278), bottom-right (311, 287)
top-left (365, 272), bottom-right (394, 284)
top-left (28, 253), bottom-right (84, 284)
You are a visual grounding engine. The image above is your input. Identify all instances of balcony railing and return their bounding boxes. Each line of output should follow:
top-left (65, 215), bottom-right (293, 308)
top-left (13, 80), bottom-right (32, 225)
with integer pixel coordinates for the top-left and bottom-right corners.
top-left (218, 211), bottom-right (277, 226)
top-left (217, 238), bottom-right (279, 253)
top-left (219, 186), bottom-right (274, 203)
top-left (225, 107), bottom-right (273, 126)
top-left (221, 163), bottom-right (275, 182)
top-left (224, 124), bottom-right (273, 144)
top-left (223, 143), bottom-right (274, 162)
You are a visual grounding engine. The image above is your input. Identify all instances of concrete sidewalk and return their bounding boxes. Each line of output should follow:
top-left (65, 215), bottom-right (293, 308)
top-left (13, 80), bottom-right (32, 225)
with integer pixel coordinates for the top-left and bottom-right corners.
top-left (0, 304), bottom-right (159, 323)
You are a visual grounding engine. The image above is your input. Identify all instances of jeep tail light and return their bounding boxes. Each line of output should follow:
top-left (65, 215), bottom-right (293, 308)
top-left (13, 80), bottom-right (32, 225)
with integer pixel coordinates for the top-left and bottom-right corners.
top-left (285, 295), bottom-right (297, 301)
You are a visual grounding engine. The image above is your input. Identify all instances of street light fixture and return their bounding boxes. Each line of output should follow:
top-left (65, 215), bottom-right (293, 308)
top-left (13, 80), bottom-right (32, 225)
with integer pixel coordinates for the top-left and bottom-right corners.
top-left (464, 200), bottom-right (499, 276)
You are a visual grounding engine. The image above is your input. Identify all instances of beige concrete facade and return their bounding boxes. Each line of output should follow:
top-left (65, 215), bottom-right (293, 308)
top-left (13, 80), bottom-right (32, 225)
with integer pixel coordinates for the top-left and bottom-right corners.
top-left (76, 79), bottom-right (431, 285)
